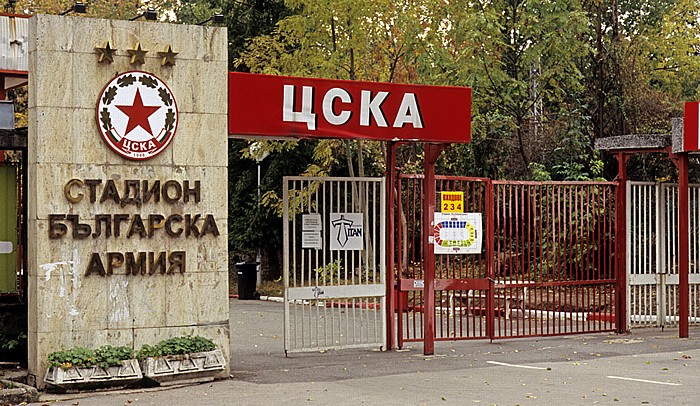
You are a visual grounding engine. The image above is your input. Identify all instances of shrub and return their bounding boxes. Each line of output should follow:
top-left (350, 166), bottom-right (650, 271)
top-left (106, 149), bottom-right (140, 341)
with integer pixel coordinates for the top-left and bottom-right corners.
top-left (136, 336), bottom-right (216, 359)
top-left (48, 345), bottom-right (134, 369)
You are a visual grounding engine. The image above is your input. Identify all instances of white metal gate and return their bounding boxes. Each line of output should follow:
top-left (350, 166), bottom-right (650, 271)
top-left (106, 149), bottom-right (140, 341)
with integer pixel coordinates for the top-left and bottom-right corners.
top-left (627, 182), bottom-right (700, 327)
top-left (283, 176), bottom-right (386, 353)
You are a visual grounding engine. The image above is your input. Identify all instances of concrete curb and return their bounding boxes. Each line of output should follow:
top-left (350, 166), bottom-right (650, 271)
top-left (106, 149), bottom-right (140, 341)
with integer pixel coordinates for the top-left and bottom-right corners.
top-left (259, 296), bottom-right (283, 303)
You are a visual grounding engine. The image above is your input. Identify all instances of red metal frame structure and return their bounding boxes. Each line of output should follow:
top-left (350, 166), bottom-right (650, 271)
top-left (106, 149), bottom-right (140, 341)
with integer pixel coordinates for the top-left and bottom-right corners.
top-left (228, 73), bottom-right (473, 352)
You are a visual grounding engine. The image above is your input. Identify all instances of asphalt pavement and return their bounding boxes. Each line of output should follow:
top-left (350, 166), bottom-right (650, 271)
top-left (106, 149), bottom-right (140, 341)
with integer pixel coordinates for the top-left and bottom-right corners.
top-left (29, 298), bottom-right (700, 406)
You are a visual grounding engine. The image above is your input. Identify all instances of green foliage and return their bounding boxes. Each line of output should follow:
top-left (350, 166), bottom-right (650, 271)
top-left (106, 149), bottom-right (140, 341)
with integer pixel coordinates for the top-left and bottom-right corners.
top-left (0, 333), bottom-right (25, 350)
top-left (13, 0), bottom-right (144, 20)
top-left (314, 259), bottom-right (343, 283)
top-left (47, 345), bottom-right (134, 369)
top-left (227, 139), bottom-right (315, 262)
top-left (529, 163), bottom-right (552, 181)
top-left (136, 336), bottom-right (216, 359)
top-left (313, 259), bottom-right (375, 284)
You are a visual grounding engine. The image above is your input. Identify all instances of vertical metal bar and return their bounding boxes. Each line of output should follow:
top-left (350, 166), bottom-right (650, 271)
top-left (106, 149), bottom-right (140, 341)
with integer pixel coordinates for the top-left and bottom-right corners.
top-left (283, 178), bottom-right (291, 352)
top-left (385, 143), bottom-right (397, 349)
top-left (615, 153), bottom-right (628, 333)
top-left (379, 178), bottom-right (387, 348)
top-left (422, 144), bottom-right (442, 355)
top-left (677, 154), bottom-right (690, 338)
top-left (397, 175), bottom-right (405, 347)
top-left (647, 184), bottom-right (653, 325)
top-left (657, 183), bottom-right (666, 326)
top-left (626, 181), bottom-right (633, 326)
top-left (486, 179), bottom-right (495, 340)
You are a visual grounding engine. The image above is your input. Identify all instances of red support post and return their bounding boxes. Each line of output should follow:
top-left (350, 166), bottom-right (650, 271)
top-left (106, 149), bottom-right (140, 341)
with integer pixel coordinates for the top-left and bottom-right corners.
top-left (677, 153), bottom-right (690, 338)
top-left (614, 153), bottom-right (628, 334)
top-left (423, 143), bottom-right (444, 355)
top-left (485, 179), bottom-right (495, 340)
top-left (385, 141), bottom-right (397, 350)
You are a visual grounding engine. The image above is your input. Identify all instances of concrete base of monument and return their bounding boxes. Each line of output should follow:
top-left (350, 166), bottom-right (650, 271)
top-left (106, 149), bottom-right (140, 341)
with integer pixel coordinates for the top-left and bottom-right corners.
top-left (139, 349), bottom-right (226, 387)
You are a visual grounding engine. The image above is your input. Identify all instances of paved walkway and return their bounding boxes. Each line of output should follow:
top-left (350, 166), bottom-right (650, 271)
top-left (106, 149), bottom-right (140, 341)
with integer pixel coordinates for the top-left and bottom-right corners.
top-left (30, 299), bottom-right (700, 405)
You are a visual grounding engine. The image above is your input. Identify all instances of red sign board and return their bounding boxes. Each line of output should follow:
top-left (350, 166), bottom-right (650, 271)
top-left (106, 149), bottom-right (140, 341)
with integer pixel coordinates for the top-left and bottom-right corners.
top-left (228, 73), bottom-right (471, 143)
top-left (684, 101), bottom-right (700, 151)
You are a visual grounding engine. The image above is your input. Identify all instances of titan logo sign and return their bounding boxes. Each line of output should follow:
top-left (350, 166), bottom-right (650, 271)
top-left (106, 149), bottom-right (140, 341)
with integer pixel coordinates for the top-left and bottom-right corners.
top-left (282, 85), bottom-right (423, 131)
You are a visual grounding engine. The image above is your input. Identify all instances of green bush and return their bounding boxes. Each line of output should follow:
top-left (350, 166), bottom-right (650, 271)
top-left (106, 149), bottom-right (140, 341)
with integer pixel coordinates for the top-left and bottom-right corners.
top-left (136, 336), bottom-right (216, 359)
top-left (48, 345), bottom-right (134, 369)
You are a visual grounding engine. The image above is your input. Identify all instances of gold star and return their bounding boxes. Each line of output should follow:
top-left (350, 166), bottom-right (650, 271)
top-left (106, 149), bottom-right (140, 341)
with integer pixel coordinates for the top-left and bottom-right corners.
top-left (95, 41), bottom-right (117, 64)
top-left (127, 42), bottom-right (148, 65)
top-left (157, 45), bottom-right (178, 67)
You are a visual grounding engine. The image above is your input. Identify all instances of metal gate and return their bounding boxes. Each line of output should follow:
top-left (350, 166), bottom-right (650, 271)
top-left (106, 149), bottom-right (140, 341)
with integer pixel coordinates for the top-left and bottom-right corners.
top-left (491, 181), bottom-right (617, 337)
top-left (627, 182), bottom-right (700, 326)
top-left (283, 176), bottom-right (386, 353)
top-left (397, 176), bottom-right (492, 343)
top-left (397, 175), bottom-right (617, 344)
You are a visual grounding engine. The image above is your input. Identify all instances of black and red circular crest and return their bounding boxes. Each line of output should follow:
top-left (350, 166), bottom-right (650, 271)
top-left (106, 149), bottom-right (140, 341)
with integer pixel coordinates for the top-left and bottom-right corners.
top-left (96, 71), bottom-right (178, 160)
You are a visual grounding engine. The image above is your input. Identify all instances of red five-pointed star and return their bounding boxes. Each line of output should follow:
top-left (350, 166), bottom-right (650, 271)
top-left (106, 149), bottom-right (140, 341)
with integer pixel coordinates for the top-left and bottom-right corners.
top-left (115, 89), bottom-right (160, 136)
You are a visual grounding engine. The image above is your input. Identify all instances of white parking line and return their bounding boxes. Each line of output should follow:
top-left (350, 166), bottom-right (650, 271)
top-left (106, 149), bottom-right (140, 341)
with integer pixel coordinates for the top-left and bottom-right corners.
top-left (487, 361), bottom-right (548, 370)
top-left (607, 376), bottom-right (682, 386)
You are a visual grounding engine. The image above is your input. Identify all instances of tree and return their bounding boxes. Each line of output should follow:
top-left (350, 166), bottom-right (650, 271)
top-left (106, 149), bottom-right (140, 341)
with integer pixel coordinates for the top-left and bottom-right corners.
top-left (412, 0), bottom-right (590, 179)
top-left (238, 0), bottom-right (422, 177)
top-left (13, 0), bottom-right (143, 19)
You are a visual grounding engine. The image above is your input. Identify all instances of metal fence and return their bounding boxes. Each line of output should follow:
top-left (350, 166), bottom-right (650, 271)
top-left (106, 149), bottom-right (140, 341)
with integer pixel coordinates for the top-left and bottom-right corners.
top-left (396, 175), bottom-right (618, 345)
top-left (283, 176), bottom-right (386, 353)
top-left (627, 182), bottom-right (700, 326)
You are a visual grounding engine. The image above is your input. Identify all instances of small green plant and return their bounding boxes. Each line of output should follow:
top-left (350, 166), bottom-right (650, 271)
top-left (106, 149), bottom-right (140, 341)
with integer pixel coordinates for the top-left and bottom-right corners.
top-left (47, 345), bottom-right (134, 369)
top-left (136, 335), bottom-right (216, 359)
top-left (0, 333), bottom-right (25, 350)
top-left (314, 259), bottom-right (343, 282)
top-left (94, 345), bottom-right (134, 368)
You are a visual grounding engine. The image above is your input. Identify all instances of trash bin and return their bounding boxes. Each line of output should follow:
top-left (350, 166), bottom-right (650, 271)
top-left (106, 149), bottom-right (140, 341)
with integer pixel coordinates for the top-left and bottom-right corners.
top-left (235, 261), bottom-right (260, 300)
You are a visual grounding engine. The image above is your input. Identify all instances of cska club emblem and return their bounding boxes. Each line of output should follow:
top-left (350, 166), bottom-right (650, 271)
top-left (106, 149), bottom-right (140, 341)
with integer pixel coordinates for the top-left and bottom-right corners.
top-left (96, 71), bottom-right (178, 160)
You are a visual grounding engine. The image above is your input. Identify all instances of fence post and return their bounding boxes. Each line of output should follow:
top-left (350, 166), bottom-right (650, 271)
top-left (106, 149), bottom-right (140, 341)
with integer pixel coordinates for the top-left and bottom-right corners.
top-left (486, 180), bottom-right (495, 340)
top-left (677, 153), bottom-right (690, 338)
top-left (615, 153), bottom-right (629, 333)
top-left (656, 183), bottom-right (666, 327)
top-left (422, 143), bottom-right (446, 355)
top-left (385, 142), bottom-right (397, 350)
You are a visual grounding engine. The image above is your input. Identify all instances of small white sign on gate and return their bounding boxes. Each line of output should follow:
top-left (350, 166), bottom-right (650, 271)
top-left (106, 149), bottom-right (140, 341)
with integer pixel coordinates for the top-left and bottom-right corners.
top-left (302, 213), bottom-right (322, 231)
top-left (433, 212), bottom-right (482, 254)
top-left (0, 241), bottom-right (12, 254)
top-left (329, 213), bottom-right (364, 250)
top-left (302, 231), bottom-right (322, 249)
top-left (302, 214), bottom-right (323, 249)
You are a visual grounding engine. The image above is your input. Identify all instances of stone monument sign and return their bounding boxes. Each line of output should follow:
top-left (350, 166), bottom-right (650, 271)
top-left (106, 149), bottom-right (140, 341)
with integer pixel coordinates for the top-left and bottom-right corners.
top-left (27, 14), bottom-right (229, 383)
